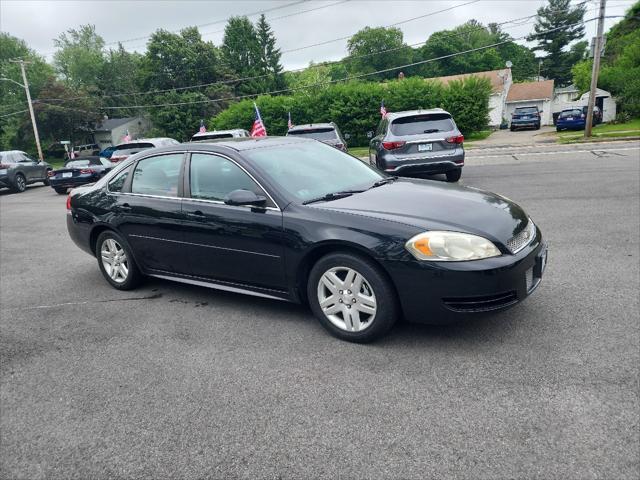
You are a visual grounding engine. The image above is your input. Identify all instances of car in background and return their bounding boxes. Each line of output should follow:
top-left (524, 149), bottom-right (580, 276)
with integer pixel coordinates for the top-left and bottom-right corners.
top-left (48, 156), bottom-right (114, 194)
top-left (510, 106), bottom-right (541, 131)
top-left (109, 138), bottom-right (179, 163)
top-left (556, 108), bottom-right (597, 131)
top-left (0, 150), bottom-right (51, 193)
top-left (369, 109), bottom-right (464, 182)
top-left (191, 129), bottom-right (250, 142)
top-left (99, 146), bottom-right (117, 159)
top-left (66, 137), bottom-right (546, 343)
top-left (286, 123), bottom-right (347, 151)
top-left (72, 144), bottom-right (100, 158)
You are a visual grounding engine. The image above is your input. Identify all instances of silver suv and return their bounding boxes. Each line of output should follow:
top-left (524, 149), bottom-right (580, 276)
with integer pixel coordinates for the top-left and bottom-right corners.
top-left (369, 109), bottom-right (465, 182)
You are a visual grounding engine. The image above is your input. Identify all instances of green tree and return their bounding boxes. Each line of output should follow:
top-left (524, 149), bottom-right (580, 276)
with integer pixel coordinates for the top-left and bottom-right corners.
top-left (53, 24), bottom-right (105, 90)
top-left (255, 14), bottom-right (285, 93)
top-left (221, 16), bottom-right (261, 95)
top-left (527, 0), bottom-right (587, 85)
top-left (97, 44), bottom-right (144, 114)
top-left (345, 27), bottom-right (412, 80)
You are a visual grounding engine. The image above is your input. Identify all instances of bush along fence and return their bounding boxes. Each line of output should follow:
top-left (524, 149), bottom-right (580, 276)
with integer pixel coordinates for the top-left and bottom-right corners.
top-left (210, 76), bottom-right (492, 147)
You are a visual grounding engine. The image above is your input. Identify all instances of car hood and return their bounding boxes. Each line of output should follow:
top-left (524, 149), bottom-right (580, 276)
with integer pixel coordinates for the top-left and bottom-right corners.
top-left (312, 178), bottom-right (528, 244)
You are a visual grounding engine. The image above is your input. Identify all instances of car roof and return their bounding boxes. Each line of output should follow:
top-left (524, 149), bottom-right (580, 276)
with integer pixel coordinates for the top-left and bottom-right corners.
top-left (0, 150), bottom-right (26, 154)
top-left (287, 123), bottom-right (336, 132)
top-left (114, 137), bottom-right (177, 148)
top-left (385, 109), bottom-right (451, 120)
top-left (152, 136), bottom-right (312, 153)
top-left (192, 129), bottom-right (246, 138)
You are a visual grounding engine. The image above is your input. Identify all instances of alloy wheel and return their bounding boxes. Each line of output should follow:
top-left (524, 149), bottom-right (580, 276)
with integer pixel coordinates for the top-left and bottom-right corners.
top-left (100, 238), bottom-right (129, 284)
top-left (15, 175), bottom-right (26, 192)
top-left (316, 266), bottom-right (377, 332)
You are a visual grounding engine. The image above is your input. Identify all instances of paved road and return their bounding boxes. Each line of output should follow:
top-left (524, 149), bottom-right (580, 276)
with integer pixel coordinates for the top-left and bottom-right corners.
top-left (1, 142), bottom-right (639, 479)
top-left (467, 125), bottom-right (556, 148)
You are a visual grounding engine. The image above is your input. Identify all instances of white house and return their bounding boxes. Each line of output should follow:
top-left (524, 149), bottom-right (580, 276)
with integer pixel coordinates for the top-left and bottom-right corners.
top-left (93, 117), bottom-right (151, 148)
top-left (431, 69), bottom-right (512, 127)
top-left (505, 79), bottom-right (555, 126)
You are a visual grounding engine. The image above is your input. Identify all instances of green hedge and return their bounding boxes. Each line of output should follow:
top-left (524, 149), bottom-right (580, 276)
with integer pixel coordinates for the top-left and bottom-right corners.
top-left (211, 76), bottom-right (492, 147)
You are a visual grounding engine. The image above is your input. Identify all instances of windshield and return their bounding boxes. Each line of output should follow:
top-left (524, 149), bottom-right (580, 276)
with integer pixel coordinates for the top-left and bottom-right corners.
top-left (515, 107), bottom-right (538, 114)
top-left (287, 128), bottom-right (338, 141)
top-left (560, 109), bottom-right (582, 118)
top-left (244, 141), bottom-right (383, 203)
top-left (390, 114), bottom-right (454, 136)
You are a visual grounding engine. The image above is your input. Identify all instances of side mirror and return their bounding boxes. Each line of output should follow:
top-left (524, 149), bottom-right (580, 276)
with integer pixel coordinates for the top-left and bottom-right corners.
top-left (224, 189), bottom-right (267, 207)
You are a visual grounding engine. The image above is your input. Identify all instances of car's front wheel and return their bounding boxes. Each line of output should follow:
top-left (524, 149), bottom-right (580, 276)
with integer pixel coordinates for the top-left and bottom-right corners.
top-left (96, 231), bottom-right (142, 290)
top-left (307, 252), bottom-right (398, 343)
top-left (11, 173), bottom-right (26, 193)
top-left (446, 168), bottom-right (462, 182)
top-left (54, 187), bottom-right (67, 195)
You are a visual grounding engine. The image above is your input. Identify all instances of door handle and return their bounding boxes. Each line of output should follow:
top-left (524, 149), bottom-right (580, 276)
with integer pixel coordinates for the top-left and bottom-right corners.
top-left (120, 203), bottom-right (132, 211)
top-left (186, 210), bottom-right (205, 219)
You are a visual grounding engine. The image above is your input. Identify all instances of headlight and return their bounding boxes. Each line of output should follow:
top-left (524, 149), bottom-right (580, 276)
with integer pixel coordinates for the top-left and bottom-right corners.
top-left (405, 231), bottom-right (501, 261)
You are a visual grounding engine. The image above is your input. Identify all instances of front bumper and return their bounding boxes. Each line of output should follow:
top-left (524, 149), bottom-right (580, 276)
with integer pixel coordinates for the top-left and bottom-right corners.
top-left (384, 231), bottom-right (547, 324)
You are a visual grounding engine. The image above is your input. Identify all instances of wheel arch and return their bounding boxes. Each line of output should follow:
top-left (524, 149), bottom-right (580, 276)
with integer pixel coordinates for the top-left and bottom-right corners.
top-left (294, 240), bottom-right (399, 307)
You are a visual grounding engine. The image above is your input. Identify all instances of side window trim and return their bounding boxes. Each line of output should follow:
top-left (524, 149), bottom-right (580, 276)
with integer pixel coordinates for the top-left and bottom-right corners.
top-left (184, 151), bottom-right (281, 211)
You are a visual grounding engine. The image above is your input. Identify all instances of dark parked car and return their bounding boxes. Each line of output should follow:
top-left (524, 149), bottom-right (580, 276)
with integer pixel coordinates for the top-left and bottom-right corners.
top-left (66, 137), bottom-right (547, 343)
top-left (109, 137), bottom-right (179, 163)
top-left (286, 123), bottom-right (347, 151)
top-left (48, 156), bottom-right (114, 194)
top-left (556, 108), bottom-right (598, 131)
top-left (0, 150), bottom-right (51, 193)
top-left (191, 129), bottom-right (250, 142)
top-left (510, 106), bottom-right (541, 131)
top-left (369, 109), bottom-right (464, 182)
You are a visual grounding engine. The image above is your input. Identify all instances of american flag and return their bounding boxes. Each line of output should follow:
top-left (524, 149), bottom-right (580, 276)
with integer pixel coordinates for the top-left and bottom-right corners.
top-left (251, 103), bottom-right (267, 137)
top-left (380, 101), bottom-right (387, 119)
top-left (199, 120), bottom-right (206, 133)
top-left (123, 130), bottom-right (131, 142)
top-left (287, 111), bottom-right (293, 130)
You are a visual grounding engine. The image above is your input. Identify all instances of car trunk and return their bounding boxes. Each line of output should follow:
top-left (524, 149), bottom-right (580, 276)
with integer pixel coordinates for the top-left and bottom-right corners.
top-left (385, 114), bottom-right (461, 157)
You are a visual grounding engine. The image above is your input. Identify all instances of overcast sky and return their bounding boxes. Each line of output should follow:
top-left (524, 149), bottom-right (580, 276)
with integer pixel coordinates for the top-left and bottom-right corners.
top-left (1, 0), bottom-right (633, 70)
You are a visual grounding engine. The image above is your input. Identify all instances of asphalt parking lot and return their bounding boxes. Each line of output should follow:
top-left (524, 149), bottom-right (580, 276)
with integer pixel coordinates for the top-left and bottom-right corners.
top-left (1, 141), bottom-right (639, 479)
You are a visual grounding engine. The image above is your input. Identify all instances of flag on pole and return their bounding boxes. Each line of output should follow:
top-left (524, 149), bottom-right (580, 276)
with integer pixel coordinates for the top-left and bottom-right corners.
top-left (123, 129), bottom-right (131, 143)
top-left (199, 119), bottom-right (206, 133)
top-left (287, 111), bottom-right (293, 130)
top-left (380, 100), bottom-right (387, 119)
top-left (251, 103), bottom-right (267, 137)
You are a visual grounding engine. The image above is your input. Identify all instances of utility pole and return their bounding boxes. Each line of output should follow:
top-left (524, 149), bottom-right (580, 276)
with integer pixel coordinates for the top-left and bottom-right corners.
top-left (585, 0), bottom-right (606, 138)
top-left (8, 59), bottom-right (44, 160)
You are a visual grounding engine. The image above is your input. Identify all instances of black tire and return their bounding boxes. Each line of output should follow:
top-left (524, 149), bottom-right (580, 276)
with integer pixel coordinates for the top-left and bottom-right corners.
top-left (307, 252), bottom-right (398, 343)
top-left (556, 127), bottom-right (562, 132)
top-left (446, 168), bottom-right (462, 183)
top-left (535, 123), bottom-right (541, 130)
top-left (11, 173), bottom-right (26, 193)
top-left (510, 126), bottom-right (514, 131)
top-left (54, 187), bottom-right (67, 195)
top-left (96, 230), bottom-right (142, 290)
top-left (43, 169), bottom-right (52, 186)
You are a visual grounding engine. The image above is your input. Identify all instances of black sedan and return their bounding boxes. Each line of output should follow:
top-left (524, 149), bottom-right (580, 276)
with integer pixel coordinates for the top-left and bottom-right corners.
top-left (66, 137), bottom-right (547, 343)
top-left (49, 156), bottom-right (114, 194)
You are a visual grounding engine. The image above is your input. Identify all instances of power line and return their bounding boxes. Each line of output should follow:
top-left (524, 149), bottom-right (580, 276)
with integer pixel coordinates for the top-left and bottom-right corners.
top-left (0, 109), bottom-right (29, 118)
top-left (88, 19), bottom-right (596, 111)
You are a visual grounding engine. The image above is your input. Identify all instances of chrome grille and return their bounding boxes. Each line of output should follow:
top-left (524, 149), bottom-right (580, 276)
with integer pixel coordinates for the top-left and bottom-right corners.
top-left (507, 219), bottom-right (536, 254)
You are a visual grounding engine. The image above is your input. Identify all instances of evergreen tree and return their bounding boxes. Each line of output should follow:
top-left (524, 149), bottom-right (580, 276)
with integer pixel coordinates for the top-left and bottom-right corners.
top-left (221, 16), bottom-right (261, 96)
top-left (255, 14), bottom-right (285, 92)
top-left (527, 0), bottom-right (587, 85)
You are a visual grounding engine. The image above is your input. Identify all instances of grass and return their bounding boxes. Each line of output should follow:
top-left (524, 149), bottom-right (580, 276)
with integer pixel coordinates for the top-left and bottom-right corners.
top-left (556, 118), bottom-right (640, 143)
top-left (464, 130), bottom-right (493, 143)
top-left (347, 146), bottom-right (369, 158)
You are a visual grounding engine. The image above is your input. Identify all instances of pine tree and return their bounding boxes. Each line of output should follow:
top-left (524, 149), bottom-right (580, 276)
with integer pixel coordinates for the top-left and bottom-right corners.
top-left (255, 14), bottom-right (285, 93)
top-left (527, 0), bottom-right (587, 86)
top-left (221, 16), bottom-right (261, 95)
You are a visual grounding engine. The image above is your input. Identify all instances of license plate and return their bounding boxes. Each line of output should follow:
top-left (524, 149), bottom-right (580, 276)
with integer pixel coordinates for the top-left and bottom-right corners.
top-left (0, 169), bottom-right (6, 175)
top-left (418, 143), bottom-right (432, 152)
top-left (566, 117), bottom-right (573, 121)
top-left (62, 172), bottom-right (73, 178)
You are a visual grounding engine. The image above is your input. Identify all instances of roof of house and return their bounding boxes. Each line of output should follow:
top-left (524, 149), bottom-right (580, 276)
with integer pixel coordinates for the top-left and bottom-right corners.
top-left (507, 80), bottom-right (555, 102)
top-left (429, 69), bottom-right (510, 94)
top-left (94, 117), bottom-right (139, 132)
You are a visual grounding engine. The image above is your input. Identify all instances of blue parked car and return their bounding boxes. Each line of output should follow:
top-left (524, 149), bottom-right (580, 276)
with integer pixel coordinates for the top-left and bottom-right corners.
top-left (556, 108), bottom-right (597, 131)
top-left (99, 146), bottom-right (116, 159)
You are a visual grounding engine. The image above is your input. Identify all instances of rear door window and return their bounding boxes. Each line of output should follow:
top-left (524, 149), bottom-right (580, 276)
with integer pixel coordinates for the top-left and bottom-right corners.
top-left (390, 114), bottom-right (454, 136)
top-left (131, 154), bottom-right (183, 197)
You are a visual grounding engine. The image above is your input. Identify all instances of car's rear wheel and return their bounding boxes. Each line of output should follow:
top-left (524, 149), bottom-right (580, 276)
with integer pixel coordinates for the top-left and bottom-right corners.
top-left (54, 187), bottom-right (67, 195)
top-left (96, 231), bottom-right (141, 290)
top-left (446, 168), bottom-right (462, 183)
top-left (307, 252), bottom-right (398, 343)
top-left (11, 173), bottom-right (26, 193)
